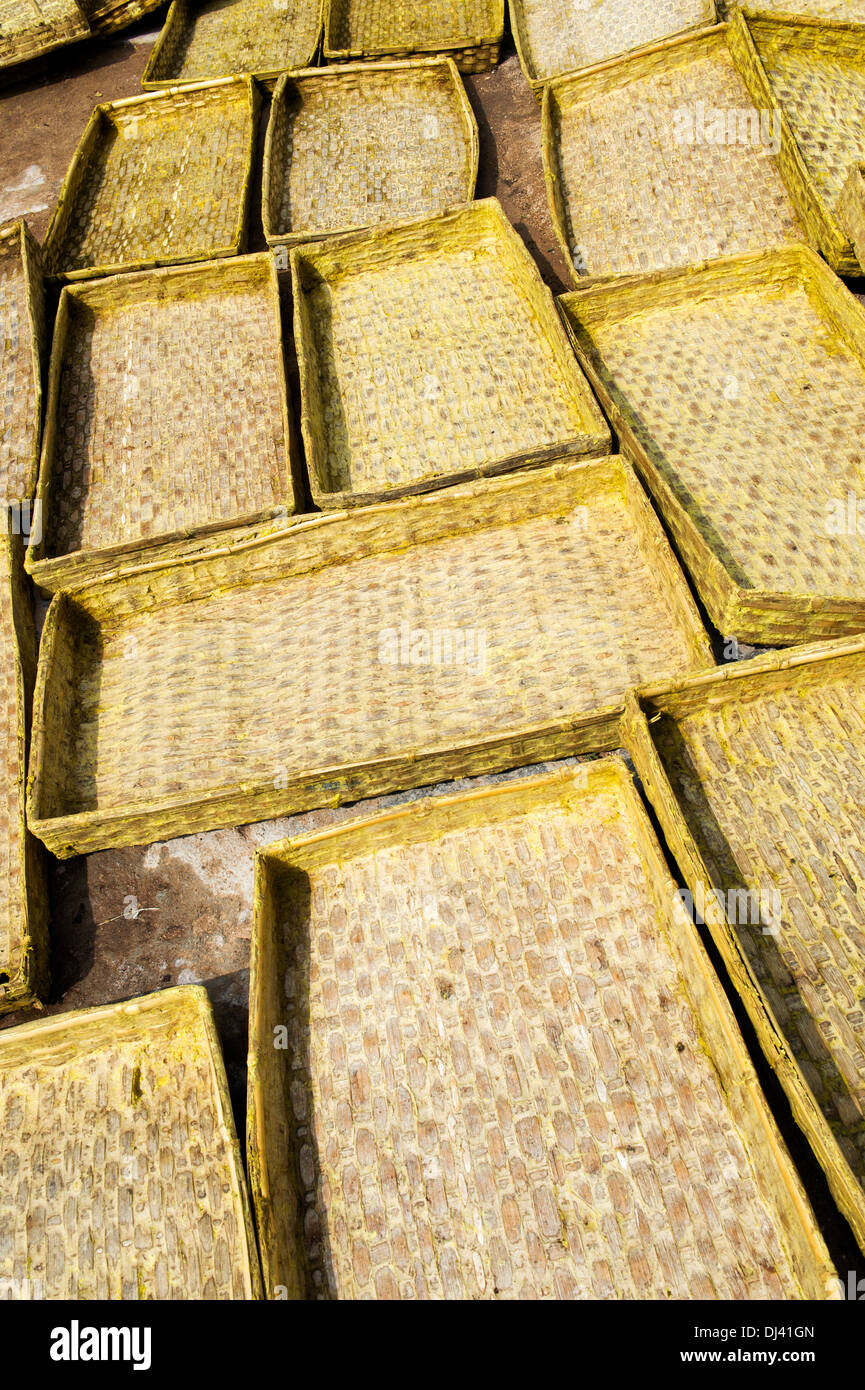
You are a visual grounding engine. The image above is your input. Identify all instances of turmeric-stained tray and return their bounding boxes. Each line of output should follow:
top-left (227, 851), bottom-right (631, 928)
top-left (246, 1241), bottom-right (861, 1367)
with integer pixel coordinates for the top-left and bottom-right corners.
top-left (542, 22), bottom-right (808, 282)
top-left (41, 79), bottom-right (259, 283)
top-left (247, 758), bottom-right (837, 1299)
top-left (624, 633), bottom-right (865, 1254)
top-left (27, 255), bottom-right (299, 594)
top-left (323, 0), bottom-right (504, 73)
top-left (263, 59), bottom-right (478, 249)
top-left (559, 245), bottom-right (865, 646)
top-left (0, 0), bottom-right (89, 71)
top-left (741, 14), bottom-right (865, 273)
top-left (0, 219), bottom-right (43, 505)
top-left (0, 986), bottom-right (262, 1298)
top-left (742, 1), bottom-right (865, 31)
top-left (509, 0), bottom-right (716, 98)
top-left (27, 456), bottom-right (711, 857)
top-left (0, 533), bottom-right (47, 1016)
top-left (292, 200), bottom-right (610, 508)
top-left (142, 0), bottom-right (323, 90)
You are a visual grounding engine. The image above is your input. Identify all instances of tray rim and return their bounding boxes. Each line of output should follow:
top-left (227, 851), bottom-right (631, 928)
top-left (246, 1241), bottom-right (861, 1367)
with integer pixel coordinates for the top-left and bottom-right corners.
top-left (622, 629), bottom-right (865, 1254)
top-left (290, 196), bottom-right (612, 508)
top-left (247, 755), bottom-right (838, 1299)
top-left (141, 0), bottom-right (324, 90)
top-left (0, 983), bottom-right (264, 1299)
top-left (322, 0), bottom-right (505, 68)
top-left (0, 531), bottom-right (48, 1016)
top-left (261, 56), bottom-right (479, 250)
top-left (0, 217), bottom-right (44, 504)
top-left (25, 453), bottom-right (712, 857)
top-left (539, 19), bottom-right (819, 285)
top-left (557, 241), bottom-right (865, 645)
top-left (507, 0), bottom-right (718, 99)
top-left (41, 77), bottom-right (260, 285)
top-left (25, 252), bottom-right (300, 594)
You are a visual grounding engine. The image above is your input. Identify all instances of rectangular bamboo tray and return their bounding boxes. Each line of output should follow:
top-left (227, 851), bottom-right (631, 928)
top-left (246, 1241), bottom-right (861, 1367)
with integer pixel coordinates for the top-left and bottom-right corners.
top-left (41, 79), bottom-right (259, 283)
top-left (262, 59), bottom-right (479, 250)
top-left (323, 0), bottom-right (504, 73)
top-left (78, 0), bottom-right (162, 33)
top-left (509, 0), bottom-right (717, 98)
top-left (247, 757), bottom-right (838, 1299)
top-left (0, 219), bottom-right (43, 506)
top-left (742, 1), bottom-right (865, 30)
top-left (0, 986), bottom-right (262, 1298)
top-left (27, 455), bottom-right (712, 858)
top-left (292, 199), bottom-right (611, 508)
top-left (623, 633), bottom-right (865, 1254)
top-left (558, 244), bottom-right (865, 646)
top-left (740, 13), bottom-right (865, 273)
top-left (26, 255), bottom-right (300, 594)
top-left (0, 0), bottom-right (89, 71)
top-left (0, 532), bottom-right (48, 1016)
top-left (142, 0), bottom-right (323, 90)
top-left (542, 22), bottom-right (809, 282)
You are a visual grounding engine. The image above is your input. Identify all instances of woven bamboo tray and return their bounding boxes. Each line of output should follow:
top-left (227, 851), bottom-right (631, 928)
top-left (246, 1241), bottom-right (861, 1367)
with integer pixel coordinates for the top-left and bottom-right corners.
top-left (292, 200), bottom-right (611, 508)
top-left (248, 757), bottom-right (837, 1299)
top-left (263, 59), bottom-right (479, 250)
top-left (0, 220), bottom-right (43, 507)
top-left (509, 0), bottom-right (717, 98)
top-left (142, 0), bottom-right (323, 90)
top-left (27, 456), bottom-right (711, 858)
top-left (41, 79), bottom-right (259, 284)
top-left (78, 0), bottom-right (162, 33)
top-left (0, 533), bottom-right (48, 1016)
top-left (542, 23), bottom-right (808, 282)
top-left (0, 986), bottom-right (262, 1298)
top-left (743, 0), bottom-right (865, 25)
top-left (0, 0), bottom-right (89, 71)
top-left (739, 13), bottom-right (865, 273)
top-left (623, 633), bottom-right (865, 1254)
top-left (323, 0), bottom-right (504, 72)
top-left (559, 244), bottom-right (865, 646)
top-left (26, 255), bottom-right (299, 594)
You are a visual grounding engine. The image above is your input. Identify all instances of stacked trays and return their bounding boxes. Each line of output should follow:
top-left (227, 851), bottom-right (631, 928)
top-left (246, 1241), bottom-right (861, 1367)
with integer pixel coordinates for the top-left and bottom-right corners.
top-left (78, 0), bottom-right (163, 33)
top-left (143, 0), bottom-right (323, 89)
top-left (508, 0), bottom-right (717, 97)
top-left (0, 987), bottom-right (261, 1297)
top-left (323, 0), bottom-right (504, 73)
top-left (624, 635), bottom-right (865, 1252)
top-left (27, 255), bottom-right (300, 592)
top-left (559, 244), bottom-right (865, 645)
top-left (42, 80), bottom-right (259, 282)
top-left (542, 22), bottom-right (808, 281)
top-left (247, 760), bottom-right (837, 1299)
top-left (292, 200), bottom-right (610, 507)
top-left (262, 59), bottom-right (478, 249)
top-left (26, 457), bottom-right (711, 856)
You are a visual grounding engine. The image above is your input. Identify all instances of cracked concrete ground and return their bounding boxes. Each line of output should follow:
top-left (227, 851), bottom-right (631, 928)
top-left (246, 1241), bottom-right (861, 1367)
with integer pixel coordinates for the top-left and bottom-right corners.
top-left (0, 19), bottom-right (862, 1280)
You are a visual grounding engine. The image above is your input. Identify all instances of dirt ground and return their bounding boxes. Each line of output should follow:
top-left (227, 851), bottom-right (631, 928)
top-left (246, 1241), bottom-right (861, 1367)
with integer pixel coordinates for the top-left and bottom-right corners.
top-left (0, 19), bottom-right (862, 1280)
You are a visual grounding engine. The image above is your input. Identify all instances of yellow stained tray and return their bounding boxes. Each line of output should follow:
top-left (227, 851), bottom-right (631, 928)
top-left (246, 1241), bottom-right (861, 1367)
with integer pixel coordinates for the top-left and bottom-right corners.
top-left (559, 244), bottom-right (865, 646)
top-left (542, 21), bottom-right (809, 282)
top-left (0, 986), bottom-right (262, 1298)
top-left (0, 219), bottom-right (43, 505)
top-left (0, 0), bottom-right (89, 72)
top-left (292, 199), bottom-right (611, 508)
top-left (509, 0), bottom-right (717, 98)
top-left (27, 255), bottom-right (299, 594)
top-left (27, 456), bottom-right (711, 857)
top-left (42, 79), bottom-right (259, 283)
top-left (263, 59), bottom-right (478, 250)
top-left (142, 0), bottom-right (323, 90)
top-left (248, 759), bottom-right (837, 1299)
top-left (624, 633), bottom-right (865, 1255)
